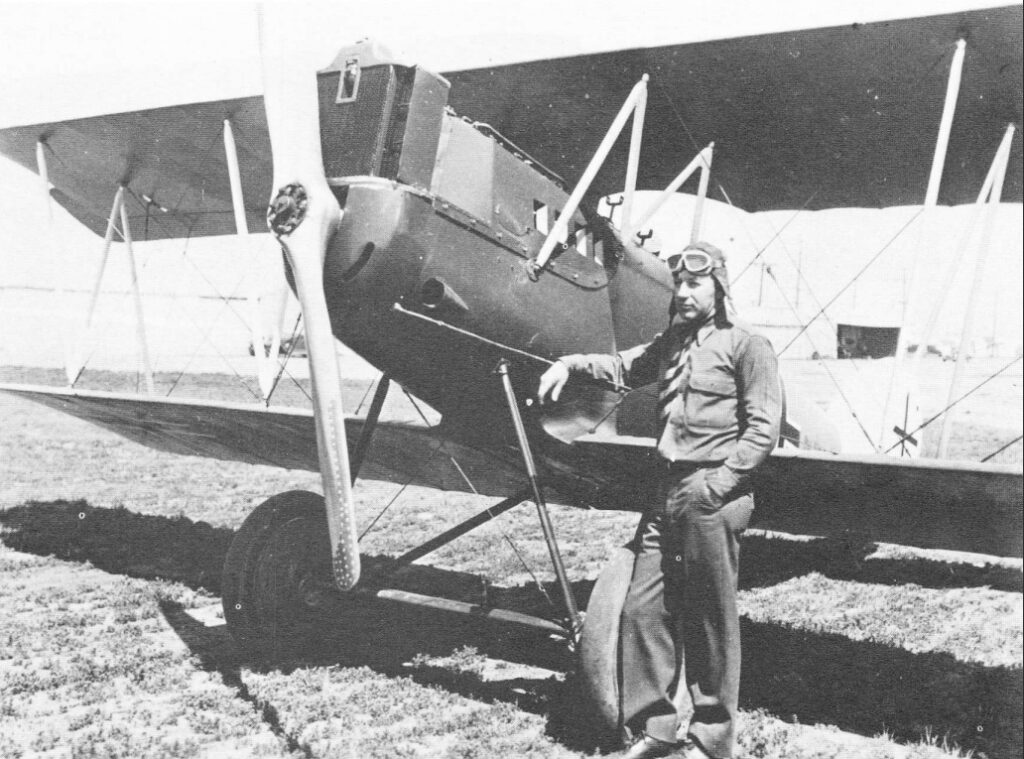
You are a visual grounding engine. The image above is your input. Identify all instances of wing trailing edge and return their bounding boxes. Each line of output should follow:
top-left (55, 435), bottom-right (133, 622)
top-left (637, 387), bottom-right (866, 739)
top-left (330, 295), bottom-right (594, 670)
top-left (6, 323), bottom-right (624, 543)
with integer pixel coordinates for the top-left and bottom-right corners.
top-left (573, 431), bottom-right (1024, 558)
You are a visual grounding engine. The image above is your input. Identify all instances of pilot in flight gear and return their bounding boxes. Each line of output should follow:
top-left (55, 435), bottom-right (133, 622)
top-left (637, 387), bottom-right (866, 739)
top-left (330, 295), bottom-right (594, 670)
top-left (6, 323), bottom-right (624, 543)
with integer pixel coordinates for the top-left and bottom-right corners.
top-left (538, 242), bottom-right (782, 759)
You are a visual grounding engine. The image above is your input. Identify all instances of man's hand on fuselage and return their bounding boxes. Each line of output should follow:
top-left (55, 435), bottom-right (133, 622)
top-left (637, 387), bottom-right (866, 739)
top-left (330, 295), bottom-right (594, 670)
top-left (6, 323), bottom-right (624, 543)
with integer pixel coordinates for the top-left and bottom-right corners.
top-left (536, 360), bottom-right (570, 404)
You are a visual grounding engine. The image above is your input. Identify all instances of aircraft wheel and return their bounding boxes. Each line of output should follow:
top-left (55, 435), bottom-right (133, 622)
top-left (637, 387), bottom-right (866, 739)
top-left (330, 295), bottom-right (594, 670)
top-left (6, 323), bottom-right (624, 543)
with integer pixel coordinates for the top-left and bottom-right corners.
top-left (222, 490), bottom-right (340, 661)
top-left (577, 545), bottom-right (635, 745)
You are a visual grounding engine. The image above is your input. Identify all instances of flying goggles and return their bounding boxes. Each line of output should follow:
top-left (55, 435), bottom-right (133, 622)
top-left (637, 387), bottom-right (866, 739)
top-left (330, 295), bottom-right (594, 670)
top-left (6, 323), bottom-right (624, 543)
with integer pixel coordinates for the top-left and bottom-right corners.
top-left (665, 249), bottom-right (724, 276)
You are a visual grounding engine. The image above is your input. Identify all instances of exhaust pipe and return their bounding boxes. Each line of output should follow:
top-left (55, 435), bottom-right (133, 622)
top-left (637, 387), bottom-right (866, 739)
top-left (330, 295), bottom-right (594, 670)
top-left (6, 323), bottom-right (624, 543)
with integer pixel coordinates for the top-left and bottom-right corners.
top-left (420, 277), bottom-right (469, 314)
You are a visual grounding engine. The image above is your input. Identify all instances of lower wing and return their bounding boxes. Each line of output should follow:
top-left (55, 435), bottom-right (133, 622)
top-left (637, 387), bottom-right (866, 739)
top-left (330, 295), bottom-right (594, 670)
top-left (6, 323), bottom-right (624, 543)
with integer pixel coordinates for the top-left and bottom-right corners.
top-left (6, 382), bottom-right (1021, 557)
top-left (571, 432), bottom-right (1023, 558)
top-left (0, 383), bottom-right (524, 499)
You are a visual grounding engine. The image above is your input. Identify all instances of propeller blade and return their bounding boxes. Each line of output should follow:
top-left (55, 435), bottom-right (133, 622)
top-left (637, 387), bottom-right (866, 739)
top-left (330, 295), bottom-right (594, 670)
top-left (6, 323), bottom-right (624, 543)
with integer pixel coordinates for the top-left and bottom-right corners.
top-left (258, 7), bottom-right (359, 590)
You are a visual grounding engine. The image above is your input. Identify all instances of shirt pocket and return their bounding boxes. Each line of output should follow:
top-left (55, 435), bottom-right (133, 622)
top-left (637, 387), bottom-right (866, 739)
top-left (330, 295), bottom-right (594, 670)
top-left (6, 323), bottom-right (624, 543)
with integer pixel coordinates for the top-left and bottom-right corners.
top-left (684, 371), bottom-right (737, 429)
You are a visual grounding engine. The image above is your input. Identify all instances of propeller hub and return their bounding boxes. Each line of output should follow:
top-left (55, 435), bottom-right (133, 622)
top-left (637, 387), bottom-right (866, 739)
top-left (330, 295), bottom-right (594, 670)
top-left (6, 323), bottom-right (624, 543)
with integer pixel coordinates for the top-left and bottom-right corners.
top-left (267, 183), bottom-right (309, 237)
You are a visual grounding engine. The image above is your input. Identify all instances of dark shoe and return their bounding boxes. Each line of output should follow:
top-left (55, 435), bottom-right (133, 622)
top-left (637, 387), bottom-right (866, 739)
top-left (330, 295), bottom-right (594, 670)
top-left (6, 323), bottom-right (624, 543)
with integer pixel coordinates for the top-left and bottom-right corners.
top-left (621, 734), bottom-right (682, 759)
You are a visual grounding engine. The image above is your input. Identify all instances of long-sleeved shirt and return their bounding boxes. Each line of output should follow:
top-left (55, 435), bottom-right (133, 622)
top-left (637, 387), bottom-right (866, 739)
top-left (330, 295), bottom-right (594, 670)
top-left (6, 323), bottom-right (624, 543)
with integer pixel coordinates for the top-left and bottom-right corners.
top-left (560, 315), bottom-right (782, 503)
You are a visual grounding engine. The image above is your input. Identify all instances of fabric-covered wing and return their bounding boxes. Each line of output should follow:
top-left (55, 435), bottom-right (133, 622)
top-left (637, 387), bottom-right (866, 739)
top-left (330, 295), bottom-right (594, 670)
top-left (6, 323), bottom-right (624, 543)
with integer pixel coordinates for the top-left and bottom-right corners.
top-left (757, 448), bottom-right (1023, 558)
top-left (0, 97), bottom-right (270, 240)
top-left (0, 6), bottom-right (1019, 243)
top-left (572, 432), bottom-right (1023, 557)
top-left (444, 5), bottom-right (1022, 210)
top-left (0, 384), bottom-right (526, 498)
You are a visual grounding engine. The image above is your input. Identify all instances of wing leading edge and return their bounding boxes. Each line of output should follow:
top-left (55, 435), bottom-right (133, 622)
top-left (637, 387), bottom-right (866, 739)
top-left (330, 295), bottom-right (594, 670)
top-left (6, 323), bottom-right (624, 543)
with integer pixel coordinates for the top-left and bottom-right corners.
top-left (0, 384), bottom-right (525, 499)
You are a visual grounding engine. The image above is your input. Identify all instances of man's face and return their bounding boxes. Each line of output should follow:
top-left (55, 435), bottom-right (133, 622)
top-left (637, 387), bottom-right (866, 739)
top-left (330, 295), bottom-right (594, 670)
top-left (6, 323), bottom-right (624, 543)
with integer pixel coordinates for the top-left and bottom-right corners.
top-left (672, 272), bottom-right (717, 324)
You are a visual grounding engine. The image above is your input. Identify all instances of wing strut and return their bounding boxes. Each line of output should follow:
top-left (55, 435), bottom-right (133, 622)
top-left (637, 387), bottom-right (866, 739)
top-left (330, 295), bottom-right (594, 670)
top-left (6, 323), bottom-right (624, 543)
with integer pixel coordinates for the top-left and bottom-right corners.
top-left (622, 143), bottom-right (714, 244)
top-left (496, 360), bottom-right (582, 640)
top-left (35, 140), bottom-right (74, 383)
top-left (937, 124), bottom-right (1016, 457)
top-left (884, 37), bottom-right (967, 446)
top-left (223, 118), bottom-right (277, 403)
top-left (118, 188), bottom-right (155, 394)
top-left (70, 186), bottom-right (122, 385)
top-left (531, 75), bottom-right (649, 275)
top-left (65, 184), bottom-right (154, 393)
top-left (912, 124), bottom-right (1016, 376)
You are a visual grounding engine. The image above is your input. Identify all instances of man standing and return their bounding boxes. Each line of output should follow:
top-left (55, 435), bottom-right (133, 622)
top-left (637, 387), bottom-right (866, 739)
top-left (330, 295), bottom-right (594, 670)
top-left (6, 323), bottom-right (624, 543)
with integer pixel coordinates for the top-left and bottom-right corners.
top-left (537, 242), bottom-right (782, 759)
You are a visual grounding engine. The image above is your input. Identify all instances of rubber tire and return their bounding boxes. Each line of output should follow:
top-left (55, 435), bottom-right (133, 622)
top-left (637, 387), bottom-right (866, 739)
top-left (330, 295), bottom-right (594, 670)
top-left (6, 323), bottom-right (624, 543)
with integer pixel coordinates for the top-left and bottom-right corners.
top-left (222, 490), bottom-right (336, 661)
top-left (577, 545), bottom-right (636, 745)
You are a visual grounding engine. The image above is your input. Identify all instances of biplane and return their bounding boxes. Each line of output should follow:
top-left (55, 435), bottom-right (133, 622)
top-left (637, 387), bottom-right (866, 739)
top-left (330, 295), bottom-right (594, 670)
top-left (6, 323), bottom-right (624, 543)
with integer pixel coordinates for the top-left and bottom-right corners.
top-left (0, 2), bottom-right (1021, 738)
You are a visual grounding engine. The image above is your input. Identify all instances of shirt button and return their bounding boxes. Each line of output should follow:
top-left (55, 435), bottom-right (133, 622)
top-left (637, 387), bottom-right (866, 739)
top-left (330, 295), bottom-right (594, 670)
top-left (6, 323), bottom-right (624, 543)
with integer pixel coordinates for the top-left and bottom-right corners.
top-left (675, 555), bottom-right (682, 562)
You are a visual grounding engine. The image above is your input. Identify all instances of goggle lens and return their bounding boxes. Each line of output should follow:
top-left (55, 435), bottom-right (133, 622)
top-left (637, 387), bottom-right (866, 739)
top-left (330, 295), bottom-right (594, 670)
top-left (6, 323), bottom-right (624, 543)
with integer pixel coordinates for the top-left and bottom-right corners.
top-left (666, 250), bottom-right (716, 276)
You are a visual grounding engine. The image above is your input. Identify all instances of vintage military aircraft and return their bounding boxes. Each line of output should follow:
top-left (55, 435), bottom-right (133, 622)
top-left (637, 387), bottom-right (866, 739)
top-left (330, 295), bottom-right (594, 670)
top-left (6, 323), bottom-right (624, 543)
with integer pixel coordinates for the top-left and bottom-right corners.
top-left (0, 1), bottom-right (1021, 738)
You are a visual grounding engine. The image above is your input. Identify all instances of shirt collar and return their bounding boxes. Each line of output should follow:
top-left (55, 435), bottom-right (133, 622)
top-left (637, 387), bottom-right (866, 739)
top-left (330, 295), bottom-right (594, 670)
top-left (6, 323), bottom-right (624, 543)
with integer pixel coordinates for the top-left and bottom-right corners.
top-left (695, 318), bottom-right (717, 346)
top-left (672, 314), bottom-right (717, 347)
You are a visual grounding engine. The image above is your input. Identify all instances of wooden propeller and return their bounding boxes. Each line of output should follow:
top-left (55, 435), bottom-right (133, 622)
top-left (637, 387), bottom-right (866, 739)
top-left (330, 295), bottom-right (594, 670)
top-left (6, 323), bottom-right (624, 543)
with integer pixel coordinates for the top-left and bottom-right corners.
top-left (258, 8), bottom-right (359, 590)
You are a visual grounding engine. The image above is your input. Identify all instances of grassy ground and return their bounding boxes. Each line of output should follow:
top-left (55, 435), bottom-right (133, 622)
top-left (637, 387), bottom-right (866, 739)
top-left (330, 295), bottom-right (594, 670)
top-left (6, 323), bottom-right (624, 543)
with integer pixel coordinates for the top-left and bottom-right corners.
top-left (0, 365), bottom-right (1021, 758)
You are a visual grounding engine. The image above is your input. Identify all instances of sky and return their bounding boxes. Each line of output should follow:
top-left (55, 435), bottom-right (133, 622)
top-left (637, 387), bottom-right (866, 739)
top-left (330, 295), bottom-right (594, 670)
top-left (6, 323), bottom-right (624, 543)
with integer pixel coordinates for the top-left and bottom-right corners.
top-left (0, 0), bottom-right (1013, 126)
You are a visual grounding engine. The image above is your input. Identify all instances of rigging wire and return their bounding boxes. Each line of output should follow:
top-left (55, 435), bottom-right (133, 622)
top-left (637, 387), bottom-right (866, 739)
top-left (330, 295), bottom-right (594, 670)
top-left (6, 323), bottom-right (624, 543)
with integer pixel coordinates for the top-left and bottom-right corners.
top-left (358, 482), bottom-right (412, 541)
top-left (731, 196), bottom-right (817, 284)
top-left (881, 354), bottom-right (1022, 455)
top-left (503, 534), bottom-right (558, 611)
top-left (649, 79), bottom-right (893, 425)
top-left (164, 274), bottom-right (263, 401)
top-left (400, 385), bottom-right (438, 429)
top-left (762, 264), bottom-right (880, 451)
top-left (750, 231), bottom-right (889, 421)
top-left (265, 312), bottom-right (313, 404)
top-left (372, 381), bottom-right (561, 612)
top-left (982, 434), bottom-right (1023, 464)
top-left (123, 185), bottom-right (299, 402)
top-left (779, 206), bottom-right (926, 356)
top-left (354, 377), bottom-right (379, 416)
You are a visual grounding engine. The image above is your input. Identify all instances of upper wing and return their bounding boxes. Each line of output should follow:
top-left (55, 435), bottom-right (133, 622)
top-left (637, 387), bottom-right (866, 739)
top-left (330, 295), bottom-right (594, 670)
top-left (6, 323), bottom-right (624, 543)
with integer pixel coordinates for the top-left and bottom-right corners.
top-left (0, 383), bottom-right (525, 498)
top-left (571, 431), bottom-right (1023, 558)
top-left (0, 97), bottom-right (270, 240)
top-left (443, 5), bottom-right (1022, 210)
top-left (0, 5), bottom-right (1019, 241)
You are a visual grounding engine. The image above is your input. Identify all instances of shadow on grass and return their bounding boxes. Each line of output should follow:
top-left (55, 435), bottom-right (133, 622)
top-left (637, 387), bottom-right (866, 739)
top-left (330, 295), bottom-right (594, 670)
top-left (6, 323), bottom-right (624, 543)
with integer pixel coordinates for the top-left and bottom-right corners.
top-left (2, 500), bottom-right (1021, 756)
top-left (741, 620), bottom-right (1023, 759)
top-left (740, 531), bottom-right (1023, 592)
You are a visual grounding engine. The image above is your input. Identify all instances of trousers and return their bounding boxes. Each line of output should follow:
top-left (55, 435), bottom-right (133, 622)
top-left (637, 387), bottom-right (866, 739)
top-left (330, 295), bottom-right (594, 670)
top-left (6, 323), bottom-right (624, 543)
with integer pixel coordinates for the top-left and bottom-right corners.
top-left (619, 467), bottom-right (753, 759)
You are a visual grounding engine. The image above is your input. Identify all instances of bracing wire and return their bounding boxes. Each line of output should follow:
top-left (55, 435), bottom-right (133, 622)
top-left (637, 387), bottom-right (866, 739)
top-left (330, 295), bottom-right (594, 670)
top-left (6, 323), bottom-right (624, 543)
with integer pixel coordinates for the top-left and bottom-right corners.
top-left (732, 196), bottom-right (817, 284)
top-left (369, 381), bottom-right (561, 611)
top-left (400, 385), bottom-right (437, 429)
top-left (881, 355), bottom-right (1022, 455)
top-left (266, 312), bottom-right (313, 404)
top-left (649, 79), bottom-right (897, 425)
top-left (982, 434), bottom-right (1023, 463)
top-left (751, 229), bottom-right (889, 421)
top-left (359, 482), bottom-right (412, 541)
top-left (779, 206), bottom-right (926, 356)
top-left (762, 265), bottom-right (880, 451)
top-left (354, 378), bottom-right (379, 415)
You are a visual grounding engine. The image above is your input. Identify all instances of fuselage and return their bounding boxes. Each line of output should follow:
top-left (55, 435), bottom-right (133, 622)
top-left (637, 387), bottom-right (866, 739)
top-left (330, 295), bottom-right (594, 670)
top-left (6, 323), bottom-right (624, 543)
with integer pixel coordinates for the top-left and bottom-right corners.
top-left (306, 44), bottom-right (834, 509)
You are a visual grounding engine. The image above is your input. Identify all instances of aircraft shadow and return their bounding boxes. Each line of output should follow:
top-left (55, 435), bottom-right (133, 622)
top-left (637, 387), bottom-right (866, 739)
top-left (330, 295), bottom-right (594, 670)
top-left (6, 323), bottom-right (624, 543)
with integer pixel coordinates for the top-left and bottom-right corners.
top-left (1, 500), bottom-right (1020, 756)
top-left (739, 532), bottom-right (1022, 592)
